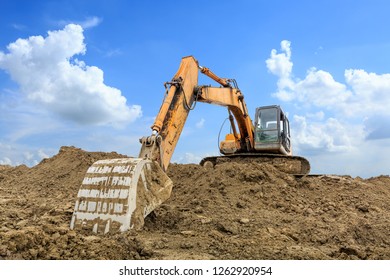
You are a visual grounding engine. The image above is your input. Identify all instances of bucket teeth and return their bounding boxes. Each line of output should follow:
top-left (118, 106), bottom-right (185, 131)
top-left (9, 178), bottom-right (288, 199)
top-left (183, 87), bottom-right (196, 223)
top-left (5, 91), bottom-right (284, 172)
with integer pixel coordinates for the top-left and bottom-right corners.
top-left (70, 158), bottom-right (172, 234)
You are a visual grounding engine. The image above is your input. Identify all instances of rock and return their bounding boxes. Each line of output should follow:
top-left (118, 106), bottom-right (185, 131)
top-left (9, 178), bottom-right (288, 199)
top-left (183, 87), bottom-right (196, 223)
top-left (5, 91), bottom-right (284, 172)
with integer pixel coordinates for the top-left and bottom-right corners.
top-left (180, 242), bottom-right (194, 249)
top-left (216, 222), bottom-right (238, 235)
top-left (83, 236), bottom-right (100, 242)
top-left (239, 218), bottom-right (250, 224)
top-left (52, 232), bottom-right (61, 240)
top-left (201, 218), bottom-right (212, 224)
top-left (356, 204), bottom-right (369, 213)
top-left (181, 230), bottom-right (196, 236)
top-left (16, 220), bottom-right (28, 228)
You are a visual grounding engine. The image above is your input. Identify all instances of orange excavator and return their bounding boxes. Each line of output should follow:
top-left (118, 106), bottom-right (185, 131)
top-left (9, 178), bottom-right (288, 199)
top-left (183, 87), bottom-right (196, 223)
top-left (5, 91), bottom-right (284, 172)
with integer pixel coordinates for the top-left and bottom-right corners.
top-left (70, 56), bottom-right (310, 234)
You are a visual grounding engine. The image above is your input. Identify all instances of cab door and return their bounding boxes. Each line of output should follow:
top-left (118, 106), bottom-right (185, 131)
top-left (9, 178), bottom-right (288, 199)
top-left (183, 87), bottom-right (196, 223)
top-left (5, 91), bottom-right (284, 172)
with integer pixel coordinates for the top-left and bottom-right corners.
top-left (281, 114), bottom-right (291, 153)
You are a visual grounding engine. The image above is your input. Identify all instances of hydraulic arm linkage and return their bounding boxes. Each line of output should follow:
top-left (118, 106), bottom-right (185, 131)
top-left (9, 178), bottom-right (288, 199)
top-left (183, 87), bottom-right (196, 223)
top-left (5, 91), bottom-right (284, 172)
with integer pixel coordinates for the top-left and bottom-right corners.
top-left (139, 56), bottom-right (255, 172)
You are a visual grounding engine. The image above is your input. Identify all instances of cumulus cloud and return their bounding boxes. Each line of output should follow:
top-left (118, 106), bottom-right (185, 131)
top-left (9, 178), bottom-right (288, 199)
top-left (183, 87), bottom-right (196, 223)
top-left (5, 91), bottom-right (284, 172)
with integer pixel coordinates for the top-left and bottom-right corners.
top-left (266, 40), bottom-right (293, 78)
top-left (0, 24), bottom-right (141, 126)
top-left (266, 40), bottom-right (295, 98)
top-left (0, 141), bottom-right (53, 166)
top-left (294, 69), bottom-right (352, 108)
top-left (267, 40), bottom-right (390, 118)
top-left (344, 69), bottom-right (390, 116)
top-left (266, 40), bottom-right (390, 156)
top-left (266, 41), bottom-right (352, 108)
top-left (292, 115), bottom-right (363, 154)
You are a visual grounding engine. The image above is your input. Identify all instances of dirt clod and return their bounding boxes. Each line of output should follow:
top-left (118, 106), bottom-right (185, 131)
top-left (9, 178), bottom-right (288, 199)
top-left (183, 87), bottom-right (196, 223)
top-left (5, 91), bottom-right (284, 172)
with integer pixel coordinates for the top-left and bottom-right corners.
top-left (0, 146), bottom-right (390, 259)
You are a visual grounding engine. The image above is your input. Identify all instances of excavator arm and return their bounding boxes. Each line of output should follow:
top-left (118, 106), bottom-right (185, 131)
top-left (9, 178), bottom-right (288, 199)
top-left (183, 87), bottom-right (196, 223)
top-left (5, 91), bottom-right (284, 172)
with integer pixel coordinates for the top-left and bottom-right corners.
top-left (197, 86), bottom-right (254, 154)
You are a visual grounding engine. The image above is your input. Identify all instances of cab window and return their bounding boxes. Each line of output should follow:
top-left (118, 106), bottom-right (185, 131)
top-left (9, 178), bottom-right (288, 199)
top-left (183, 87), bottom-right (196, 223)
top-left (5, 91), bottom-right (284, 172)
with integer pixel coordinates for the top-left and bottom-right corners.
top-left (255, 108), bottom-right (279, 142)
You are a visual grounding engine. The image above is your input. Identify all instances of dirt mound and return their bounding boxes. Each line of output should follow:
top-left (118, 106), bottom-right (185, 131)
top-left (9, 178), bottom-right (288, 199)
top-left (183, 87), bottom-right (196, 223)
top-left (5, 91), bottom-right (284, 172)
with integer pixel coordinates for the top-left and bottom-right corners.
top-left (1, 146), bottom-right (390, 259)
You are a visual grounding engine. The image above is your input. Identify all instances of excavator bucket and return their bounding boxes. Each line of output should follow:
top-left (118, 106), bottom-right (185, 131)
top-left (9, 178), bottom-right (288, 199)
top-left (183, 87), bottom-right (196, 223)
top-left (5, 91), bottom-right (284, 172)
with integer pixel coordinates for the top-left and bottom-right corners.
top-left (70, 158), bottom-right (172, 234)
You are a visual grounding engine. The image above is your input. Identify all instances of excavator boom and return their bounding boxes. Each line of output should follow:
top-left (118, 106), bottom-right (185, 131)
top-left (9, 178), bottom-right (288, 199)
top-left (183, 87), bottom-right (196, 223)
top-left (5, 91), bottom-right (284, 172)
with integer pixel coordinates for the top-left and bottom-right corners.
top-left (140, 56), bottom-right (199, 172)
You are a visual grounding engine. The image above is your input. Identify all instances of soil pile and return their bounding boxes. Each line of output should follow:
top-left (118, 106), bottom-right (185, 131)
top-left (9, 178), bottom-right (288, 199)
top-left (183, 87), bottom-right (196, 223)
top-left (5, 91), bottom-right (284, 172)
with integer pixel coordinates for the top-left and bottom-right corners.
top-left (0, 146), bottom-right (389, 260)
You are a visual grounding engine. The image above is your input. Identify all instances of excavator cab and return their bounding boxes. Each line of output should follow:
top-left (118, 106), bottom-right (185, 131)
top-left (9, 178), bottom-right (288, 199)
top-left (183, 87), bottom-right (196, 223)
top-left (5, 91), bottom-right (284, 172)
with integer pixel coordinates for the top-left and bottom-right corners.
top-left (254, 105), bottom-right (292, 156)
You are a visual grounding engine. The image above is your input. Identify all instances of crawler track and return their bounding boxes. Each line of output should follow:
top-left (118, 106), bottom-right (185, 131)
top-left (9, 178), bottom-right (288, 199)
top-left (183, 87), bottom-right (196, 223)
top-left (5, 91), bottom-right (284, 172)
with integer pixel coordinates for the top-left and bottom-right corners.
top-left (200, 153), bottom-right (310, 176)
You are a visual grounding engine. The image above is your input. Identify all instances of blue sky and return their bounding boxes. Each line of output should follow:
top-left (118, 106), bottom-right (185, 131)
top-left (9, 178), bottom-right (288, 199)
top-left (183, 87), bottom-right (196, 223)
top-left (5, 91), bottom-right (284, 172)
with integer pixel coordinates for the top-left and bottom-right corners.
top-left (1, 0), bottom-right (390, 177)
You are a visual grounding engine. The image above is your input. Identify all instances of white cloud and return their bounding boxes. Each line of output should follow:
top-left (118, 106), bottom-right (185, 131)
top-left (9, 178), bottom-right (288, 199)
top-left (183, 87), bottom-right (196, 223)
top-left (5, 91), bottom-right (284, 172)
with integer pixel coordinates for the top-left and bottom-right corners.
top-left (266, 40), bottom-right (294, 97)
top-left (196, 118), bottom-right (205, 128)
top-left (173, 152), bottom-right (203, 164)
top-left (23, 151), bottom-right (34, 161)
top-left (37, 149), bottom-right (50, 159)
top-left (266, 41), bottom-right (352, 108)
top-left (105, 48), bottom-right (122, 58)
top-left (292, 115), bottom-right (363, 154)
top-left (267, 40), bottom-right (390, 120)
top-left (344, 69), bottom-right (390, 116)
top-left (266, 40), bottom-right (293, 78)
top-left (79, 16), bottom-right (103, 29)
top-left (0, 141), bottom-right (55, 166)
top-left (294, 68), bottom-right (352, 108)
top-left (306, 111), bottom-right (325, 121)
top-left (0, 24), bottom-right (141, 126)
top-left (57, 16), bottom-right (103, 29)
top-left (0, 157), bottom-right (12, 165)
top-left (11, 23), bottom-right (26, 31)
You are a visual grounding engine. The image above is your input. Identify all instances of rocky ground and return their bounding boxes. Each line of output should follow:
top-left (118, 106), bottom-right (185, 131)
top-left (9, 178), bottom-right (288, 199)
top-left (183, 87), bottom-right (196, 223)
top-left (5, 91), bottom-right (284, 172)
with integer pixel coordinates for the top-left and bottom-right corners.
top-left (0, 146), bottom-right (389, 259)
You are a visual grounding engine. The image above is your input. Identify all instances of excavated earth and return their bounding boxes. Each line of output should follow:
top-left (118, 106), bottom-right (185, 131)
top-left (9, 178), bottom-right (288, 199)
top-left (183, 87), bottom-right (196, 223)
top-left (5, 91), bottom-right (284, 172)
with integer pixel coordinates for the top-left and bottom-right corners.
top-left (0, 146), bottom-right (389, 260)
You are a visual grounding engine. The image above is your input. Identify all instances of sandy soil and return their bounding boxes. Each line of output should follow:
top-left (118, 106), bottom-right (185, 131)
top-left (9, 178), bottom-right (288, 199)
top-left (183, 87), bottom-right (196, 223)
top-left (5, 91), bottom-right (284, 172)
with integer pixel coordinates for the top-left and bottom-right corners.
top-left (0, 146), bottom-right (389, 260)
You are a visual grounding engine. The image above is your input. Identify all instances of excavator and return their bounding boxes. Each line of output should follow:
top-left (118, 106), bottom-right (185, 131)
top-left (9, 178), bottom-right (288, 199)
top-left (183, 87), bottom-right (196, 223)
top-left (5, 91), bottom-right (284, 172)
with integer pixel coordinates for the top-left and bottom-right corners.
top-left (70, 56), bottom-right (310, 234)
